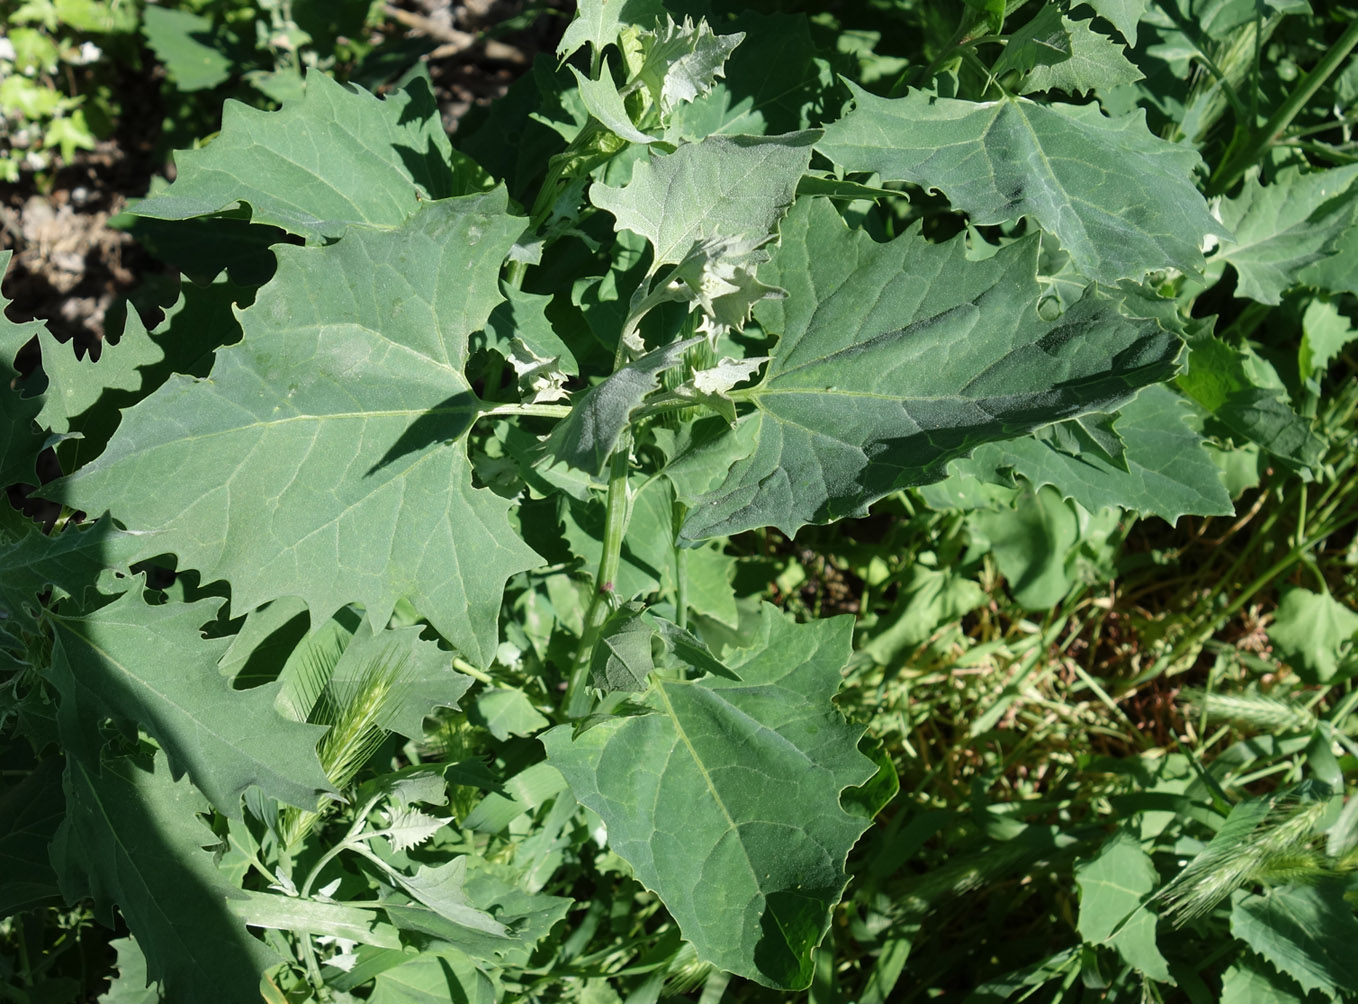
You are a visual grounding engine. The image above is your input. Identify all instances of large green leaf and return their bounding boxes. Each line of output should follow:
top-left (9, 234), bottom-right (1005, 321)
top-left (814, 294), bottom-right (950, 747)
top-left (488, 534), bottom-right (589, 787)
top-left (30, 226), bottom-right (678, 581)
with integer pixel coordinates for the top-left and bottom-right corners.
top-left (48, 590), bottom-right (332, 816)
top-left (1209, 164), bottom-right (1358, 304)
top-left (963, 384), bottom-right (1232, 523)
top-left (590, 131), bottom-right (817, 270)
top-left (681, 198), bottom-right (1181, 541)
top-left (54, 746), bottom-right (279, 1003)
top-left (542, 605), bottom-right (874, 990)
top-left (817, 84), bottom-right (1225, 284)
top-left (1075, 831), bottom-right (1172, 982)
top-left (130, 73), bottom-right (463, 242)
top-left (52, 194), bottom-right (540, 668)
top-left (1015, 14), bottom-right (1144, 97)
top-left (1230, 884), bottom-right (1358, 1000)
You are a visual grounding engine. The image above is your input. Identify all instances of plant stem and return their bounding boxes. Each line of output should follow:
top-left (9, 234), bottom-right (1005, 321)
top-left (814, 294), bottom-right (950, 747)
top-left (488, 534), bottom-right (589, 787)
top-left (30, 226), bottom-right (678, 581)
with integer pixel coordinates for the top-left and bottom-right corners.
top-left (476, 401), bottom-right (573, 420)
top-left (1209, 17), bottom-right (1358, 194)
top-left (565, 438), bottom-right (632, 716)
top-left (299, 797), bottom-right (381, 898)
top-left (452, 656), bottom-right (496, 685)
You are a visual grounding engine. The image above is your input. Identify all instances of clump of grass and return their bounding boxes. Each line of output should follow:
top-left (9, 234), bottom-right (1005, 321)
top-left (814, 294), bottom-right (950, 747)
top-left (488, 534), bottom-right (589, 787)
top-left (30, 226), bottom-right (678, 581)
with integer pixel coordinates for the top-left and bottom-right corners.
top-left (279, 642), bottom-right (412, 849)
top-left (1184, 687), bottom-right (1318, 734)
top-left (1155, 795), bottom-right (1331, 924)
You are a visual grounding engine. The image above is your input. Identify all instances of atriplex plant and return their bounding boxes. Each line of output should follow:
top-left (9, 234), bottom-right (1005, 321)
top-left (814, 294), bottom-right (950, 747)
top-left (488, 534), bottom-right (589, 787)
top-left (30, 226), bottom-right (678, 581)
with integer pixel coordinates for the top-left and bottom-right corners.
top-left (3, 0), bottom-right (1358, 1000)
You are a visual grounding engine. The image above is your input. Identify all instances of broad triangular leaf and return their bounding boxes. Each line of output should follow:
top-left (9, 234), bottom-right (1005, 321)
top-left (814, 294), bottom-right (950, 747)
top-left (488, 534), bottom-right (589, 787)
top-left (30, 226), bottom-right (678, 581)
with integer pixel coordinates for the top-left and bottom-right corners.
top-left (682, 199), bottom-right (1181, 540)
top-left (590, 131), bottom-right (817, 270)
top-left (1210, 164), bottom-right (1358, 304)
top-left (818, 83), bottom-right (1226, 284)
top-left (1017, 15), bottom-right (1144, 96)
top-left (130, 73), bottom-right (464, 242)
top-left (1076, 831), bottom-right (1173, 982)
top-left (542, 605), bottom-right (874, 990)
top-left (991, 5), bottom-right (1071, 81)
top-left (48, 590), bottom-right (332, 816)
top-left (52, 194), bottom-right (541, 668)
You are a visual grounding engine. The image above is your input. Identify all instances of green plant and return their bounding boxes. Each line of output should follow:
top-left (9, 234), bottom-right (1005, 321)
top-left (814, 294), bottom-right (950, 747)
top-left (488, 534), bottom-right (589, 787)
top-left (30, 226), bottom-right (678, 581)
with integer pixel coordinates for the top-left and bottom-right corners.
top-left (0, 0), bottom-right (140, 181)
top-left (3, 0), bottom-right (1358, 1001)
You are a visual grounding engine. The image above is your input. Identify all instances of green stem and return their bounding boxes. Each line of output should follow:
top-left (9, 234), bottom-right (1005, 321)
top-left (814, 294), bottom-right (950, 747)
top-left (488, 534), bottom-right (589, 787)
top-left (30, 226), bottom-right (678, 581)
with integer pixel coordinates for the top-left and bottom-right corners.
top-left (299, 798), bottom-right (380, 898)
top-left (452, 656), bottom-right (496, 685)
top-left (613, 277), bottom-right (686, 369)
top-left (1209, 17), bottom-right (1358, 195)
top-left (565, 438), bottom-right (633, 717)
top-left (298, 934), bottom-right (327, 999)
top-left (476, 401), bottom-right (573, 420)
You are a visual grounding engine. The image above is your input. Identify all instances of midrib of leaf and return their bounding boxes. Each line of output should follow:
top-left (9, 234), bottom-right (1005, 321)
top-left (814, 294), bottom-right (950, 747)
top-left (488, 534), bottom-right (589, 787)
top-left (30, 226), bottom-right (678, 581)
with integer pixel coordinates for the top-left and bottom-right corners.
top-left (990, 98), bottom-right (1130, 257)
top-left (654, 680), bottom-right (740, 833)
top-left (656, 678), bottom-right (820, 817)
top-left (652, 678), bottom-right (823, 956)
